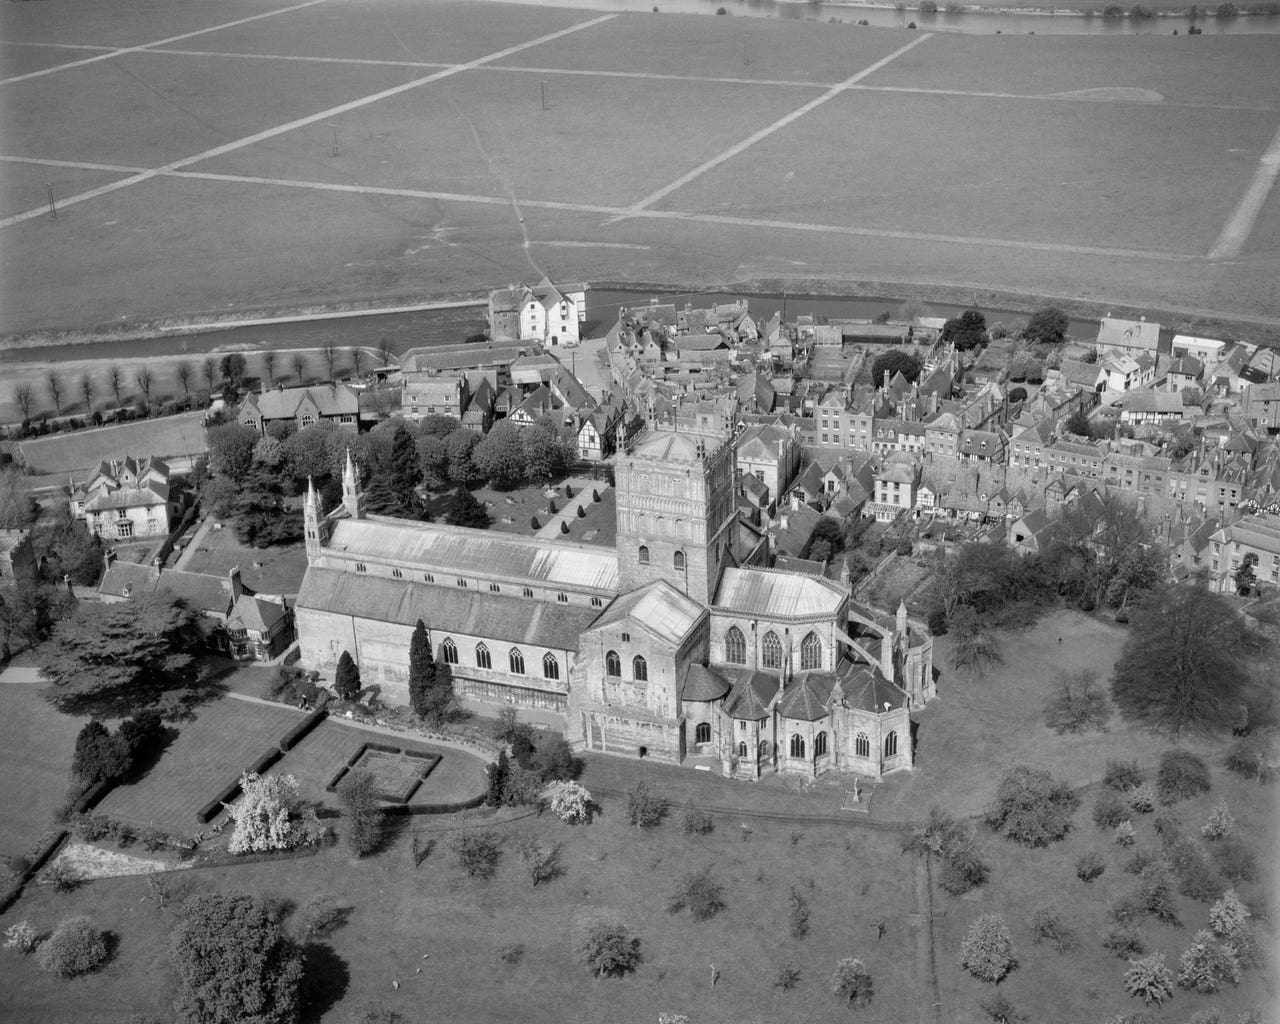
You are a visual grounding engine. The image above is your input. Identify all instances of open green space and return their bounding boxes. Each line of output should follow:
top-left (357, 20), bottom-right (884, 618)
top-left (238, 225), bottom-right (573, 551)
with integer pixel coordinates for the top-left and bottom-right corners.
top-left (0, 686), bottom-right (84, 861)
top-left (18, 411), bottom-right (207, 474)
top-left (0, 160), bottom-right (133, 221)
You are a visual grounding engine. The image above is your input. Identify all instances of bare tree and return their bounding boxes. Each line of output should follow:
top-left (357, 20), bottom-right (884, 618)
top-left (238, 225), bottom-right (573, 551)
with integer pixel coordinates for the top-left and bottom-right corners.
top-left (79, 374), bottom-right (95, 415)
top-left (200, 357), bottom-right (217, 394)
top-left (349, 346), bottom-right (365, 378)
top-left (135, 367), bottom-right (155, 407)
top-left (291, 352), bottom-right (308, 385)
top-left (261, 350), bottom-right (278, 387)
top-left (175, 360), bottom-right (194, 397)
top-left (106, 364), bottom-right (124, 408)
top-left (377, 340), bottom-right (395, 368)
top-left (321, 343), bottom-right (338, 383)
top-left (13, 382), bottom-right (34, 420)
top-left (46, 371), bottom-right (64, 416)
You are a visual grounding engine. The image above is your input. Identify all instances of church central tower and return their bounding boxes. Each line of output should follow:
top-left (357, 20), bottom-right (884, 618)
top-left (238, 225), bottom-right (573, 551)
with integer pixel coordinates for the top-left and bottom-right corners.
top-left (614, 428), bottom-right (737, 606)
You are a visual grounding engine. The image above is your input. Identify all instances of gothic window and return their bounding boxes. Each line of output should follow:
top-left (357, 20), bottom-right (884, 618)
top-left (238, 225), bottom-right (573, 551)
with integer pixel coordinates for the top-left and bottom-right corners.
top-left (856, 732), bottom-right (870, 758)
top-left (724, 626), bottom-right (746, 665)
top-left (605, 651), bottom-right (621, 677)
top-left (815, 731), bottom-right (828, 757)
top-left (591, 597), bottom-right (602, 607)
top-left (632, 656), bottom-right (648, 682)
top-left (694, 722), bottom-right (711, 744)
top-left (355, 562), bottom-right (366, 573)
top-left (522, 587), bottom-right (533, 597)
top-left (475, 643), bottom-right (491, 670)
top-left (761, 631), bottom-right (782, 669)
top-left (489, 583), bottom-right (500, 593)
top-left (543, 653), bottom-right (559, 680)
top-left (674, 550), bottom-right (685, 571)
top-left (884, 731), bottom-right (898, 757)
top-left (638, 545), bottom-right (650, 565)
top-left (758, 739), bottom-right (769, 760)
top-left (441, 638), bottom-right (458, 665)
top-left (801, 631), bottom-right (821, 670)
top-left (557, 593), bottom-right (568, 603)
top-left (509, 648), bottom-right (525, 675)
top-left (737, 741), bottom-right (748, 759)
top-left (789, 733), bottom-right (806, 759)
top-left (391, 568), bottom-right (403, 579)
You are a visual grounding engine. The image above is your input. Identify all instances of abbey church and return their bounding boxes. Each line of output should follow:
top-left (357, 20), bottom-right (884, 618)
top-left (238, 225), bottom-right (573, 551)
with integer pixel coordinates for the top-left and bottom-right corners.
top-left (295, 427), bottom-right (935, 780)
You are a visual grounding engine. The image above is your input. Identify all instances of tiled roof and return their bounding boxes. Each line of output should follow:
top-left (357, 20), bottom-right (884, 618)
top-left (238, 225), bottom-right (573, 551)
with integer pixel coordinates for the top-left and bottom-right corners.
top-left (228, 594), bottom-right (287, 632)
top-left (84, 482), bottom-right (168, 511)
top-left (721, 668), bottom-right (778, 720)
top-left (245, 385), bottom-right (359, 420)
top-left (99, 563), bottom-right (233, 615)
top-left (776, 672), bottom-right (835, 721)
top-left (681, 663), bottom-right (731, 703)
top-left (590, 581), bottom-right (704, 643)
top-left (714, 567), bottom-right (845, 620)
top-left (296, 566), bottom-right (599, 650)
top-left (837, 664), bottom-right (908, 713)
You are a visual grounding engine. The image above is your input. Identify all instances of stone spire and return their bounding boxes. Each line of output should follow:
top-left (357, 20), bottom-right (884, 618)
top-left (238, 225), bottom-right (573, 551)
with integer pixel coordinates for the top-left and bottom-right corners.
top-left (304, 476), bottom-right (322, 559)
top-left (342, 448), bottom-right (365, 520)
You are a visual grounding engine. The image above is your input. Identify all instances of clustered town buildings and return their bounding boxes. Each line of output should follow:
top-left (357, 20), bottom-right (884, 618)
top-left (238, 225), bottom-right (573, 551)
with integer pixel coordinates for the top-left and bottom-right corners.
top-left (21, 280), bottom-right (1276, 781)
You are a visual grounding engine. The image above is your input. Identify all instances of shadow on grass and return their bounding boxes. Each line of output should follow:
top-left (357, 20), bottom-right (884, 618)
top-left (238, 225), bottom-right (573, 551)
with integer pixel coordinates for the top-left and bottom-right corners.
top-left (299, 942), bottom-right (349, 1022)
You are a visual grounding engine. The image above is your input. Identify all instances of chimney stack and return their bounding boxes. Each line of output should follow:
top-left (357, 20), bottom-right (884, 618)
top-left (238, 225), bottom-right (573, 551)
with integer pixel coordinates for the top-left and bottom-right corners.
top-left (228, 566), bottom-right (243, 602)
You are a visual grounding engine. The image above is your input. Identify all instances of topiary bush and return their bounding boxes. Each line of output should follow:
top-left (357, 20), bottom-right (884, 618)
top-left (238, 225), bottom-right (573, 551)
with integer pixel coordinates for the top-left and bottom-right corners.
top-left (1156, 750), bottom-right (1210, 805)
top-left (34, 916), bottom-right (109, 977)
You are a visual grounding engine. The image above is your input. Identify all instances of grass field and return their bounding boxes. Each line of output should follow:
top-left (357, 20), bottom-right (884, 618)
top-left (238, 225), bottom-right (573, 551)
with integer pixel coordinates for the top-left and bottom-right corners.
top-left (17, 410), bottom-right (207, 474)
top-left (0, 687), bottom-right (83, 861)
top-left (1, 0), bottom-right (1278, 339)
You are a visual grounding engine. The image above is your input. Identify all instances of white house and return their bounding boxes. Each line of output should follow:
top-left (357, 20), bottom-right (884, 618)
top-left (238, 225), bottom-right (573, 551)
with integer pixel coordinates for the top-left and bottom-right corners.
top-left (70, 455), bottom-right (181, 541)
top-left (517, 277), bottom-right (586, 347)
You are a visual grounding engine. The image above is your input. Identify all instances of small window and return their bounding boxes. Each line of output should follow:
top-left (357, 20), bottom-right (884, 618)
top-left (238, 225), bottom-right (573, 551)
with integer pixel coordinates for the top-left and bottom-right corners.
top-left (424, 573), bottom-right (434, 583)
top-left (673, 550), bottom-right (685, 571)
top-left (638, 545), bottom-right (649, 565)
top-left (456, 578), bottom-right (467, 588)
top-left (543, 653), bottom-right (559, 680)
top-left (476, 643), bottom-right (491, 669)
top-left (557, 593), bottom-right (568, 604)
top-left (694, 722), bottom-right (711, 744)
top-left (884, 731), bottom-right (898, 757)
top-left (605, 650), bottom-right (621, 677)
top-left (856, 732), bottom-right (870, 758)
top-left (591, 597), bottom-right (602, 608)
top-left (392, 568), bottom-right (403, 579)
top-left (489, 583), bottom-right (500, 593)
top-left (738, 720), bottom-right (747, 732)
top-left (509, 648), bottom-right (525, 675)
top-left (632, 656), bottom-right (648, 682)
top-left (621, 632), bottom-right (630, 643)
top-left (356, 562), bottom-right (367, 573)
top-left (523, 587), bottom-right (533, 598)
top-left (441, 638), bottom-right (458, 665)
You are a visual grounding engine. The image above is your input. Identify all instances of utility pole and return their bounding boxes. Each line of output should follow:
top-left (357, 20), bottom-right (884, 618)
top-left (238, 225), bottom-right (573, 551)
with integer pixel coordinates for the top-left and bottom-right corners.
top-left (46, 184), bottom-right (56, 219)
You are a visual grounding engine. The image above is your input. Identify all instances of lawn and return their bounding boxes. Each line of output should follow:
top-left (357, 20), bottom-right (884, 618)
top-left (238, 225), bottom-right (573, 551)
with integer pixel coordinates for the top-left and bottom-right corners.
top-left (18, 411), bottom-right (207, 475)
top-left (0, 686), bottom-right (85, 862)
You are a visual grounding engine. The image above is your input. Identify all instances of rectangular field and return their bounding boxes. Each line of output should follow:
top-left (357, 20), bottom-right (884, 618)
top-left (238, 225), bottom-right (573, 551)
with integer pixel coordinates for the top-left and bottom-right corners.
top-left (19, 411), bottom-right (207, 474)
top-left (0, 686), bottom-right (83, 861)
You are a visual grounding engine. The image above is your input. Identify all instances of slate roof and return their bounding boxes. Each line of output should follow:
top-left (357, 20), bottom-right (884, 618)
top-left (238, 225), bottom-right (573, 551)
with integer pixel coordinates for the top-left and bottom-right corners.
top-left (681, 663), bottom-right (732, 702)
top-left (84, 483), bottom-right (168, 512)
top-left (99, 563), bottom-right (234, 615)
top-left (720, 669), bottom-right (778, 720)
top-left (1097, 316), bottom-right (1161, 351)
top-left (228, 594), bottom-right (288, 633)
top-left (776, 672), bottom-right (836, 721)
top-left (296, 566), bottom-right (600, 650)
top-left (589, 580), bottom-right (704, 643)
top-left (243, 385), bottom-right (359, 420)
top-left (400, 342), bottom-right (529, 374)
top-left (714, 567), bottom-right (845, 620)
top-left (837, 664), bottom-right (908, 713)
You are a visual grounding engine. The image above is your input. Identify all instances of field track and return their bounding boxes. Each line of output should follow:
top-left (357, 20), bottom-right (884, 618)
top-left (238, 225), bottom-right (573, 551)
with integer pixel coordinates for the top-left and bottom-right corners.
top-left (1, 0), bottom-right (1278, 336)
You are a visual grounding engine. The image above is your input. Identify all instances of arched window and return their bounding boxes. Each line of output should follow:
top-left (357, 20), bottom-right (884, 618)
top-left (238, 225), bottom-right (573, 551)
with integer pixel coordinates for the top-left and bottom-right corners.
top-left (761, 631), bottom-right (782, 669)
top-left (884, 731), bottom-right (898, 757)
top-left (542, 653), bottom-right (559, 680)
top-left (724, 626), bottom-right (746, 665)
top-left (475, 643), bottom-right (491, 669)
top-left (441, 638), bottom-right (458, 665)
top-left (638, 545), bottom-right (649, 565)
top-left (758, 739), bottom-right (770, 760)
top-left (856, 732), bottom-right (870, 758)
top-left (695, 722), bottom-right (711, 744)
top-left (632, 656), bottom-right (648, 682)
top-left (674, 550), bottom-right (685, 571)
top-left (737, 741), bottom-right (748, 759)
top-left (801, 631), bottom-right (822, 671)
top-left (605, 650), bottom-right (621, 677)
top-left (815, 731), bottom-right (828, 757)
top-left (509, 648), bottom-right (525, 675)
top-left (789, 733), bottom-right (806, 759)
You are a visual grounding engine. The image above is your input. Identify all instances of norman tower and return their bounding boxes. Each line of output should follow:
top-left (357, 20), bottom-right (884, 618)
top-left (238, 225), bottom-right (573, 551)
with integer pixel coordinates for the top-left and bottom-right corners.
top-left (615, 428), bottom-right (736, 606)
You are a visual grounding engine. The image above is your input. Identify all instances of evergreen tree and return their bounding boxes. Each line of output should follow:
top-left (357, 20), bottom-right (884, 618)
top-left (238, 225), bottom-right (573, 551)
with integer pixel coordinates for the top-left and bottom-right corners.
top-left (407, 620), bottom-right (435, 718)
top-left (486, 748), bottom-right (510, 807)
top-left (444, 488), bottom-right (491, 529)
top-left (71, 720), bottom-right (130, 784)
top-left (388, 424), bottom-right (421, 510)
top-left (335, 651), bottom-right (361, 701)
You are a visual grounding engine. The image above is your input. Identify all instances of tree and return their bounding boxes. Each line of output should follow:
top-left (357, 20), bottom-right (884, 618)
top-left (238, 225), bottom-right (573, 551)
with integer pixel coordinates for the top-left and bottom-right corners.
top-left (219, 354), bottom-right (247, 389)
top-left (228, 490), bottom-right (303, 548)
top-left (830, 957), bottom-right (873, 1005)
top-left (1112, 585), bottom-right (1267, 735)
top-left (35, 916), bottom-right (109, 977)
top-left (958, 913), bottom-right (1016, 982)
top-left (386, 424), bottom-right (421, 512)
top-left (1024, 306), bottom-right (1069, 345)
top-left (176, 360), bottom-right (194, 397)
top-left (1064, 405), bottom-right (1095, 439)
top-left (445, 427), bottom-right (480, 486)
top-left (78, 373), bottom-right (95, 415)
top-left (870, 349), bottom-right (921, 386)
top-left (1043, 669), bottom-right (1112, 734)
top-left (546, 780), bottom-right (591, 824)
top-left (941, 310), bottom-right (987, 351)
top-left (349, 347), bottom-right (365, 378)
top-left (290, 352), bottom-right (307, 385)
top-left (38, 591), bottom-right (201, 715)
top-left (473, 421), bottom-right (526, 488)
top-left (485, 748), bottom-right (510, 807)
top-left (206, 422), bottom-right (260, 482)
top-left (0, 468), bottom-right (40, 529)
top-left (135, 366), bottom-right (155, 408)
top-left (198, 357), bottom-right (216, 395)
top-left (321, 343), bottom-right (339, 382)
top-left (105, 363), bottom-right (125, 408)
top-left (516, 834), bottom-right (562, 887)
top-left (13, 381), bottom-right (34, 420)
top-left (118, 709), bottom-right (166, 764)
top-left (523, 420), bottom-right (571, 483)
top-left (626, 781), bottom-right (668, 828)
top-left (667, 867), bottom-right (726, 920)
top-left (377, 340), bottom-right (395, 368)
top-left (984, 764), bottom-right (1080, 847)
top-left (170, 891), bottom-right (304, 1024)
top-left (339, 769), bottom-right (383, 856)
top-left (443, 488), bottom-right (490, 529)
top-left (1234, 552), bottom-right (1258, 596)
top-left (71, 720), bottom-right (130, 783)
top-left (260, 350), bottom-right (277, 387)
top-left (419, 414), bottom-right (459, 438)
top-left (407, 620), bottom-right (436, 716)
top-left (1123, 952), bottom-right (1174, 1005)
top-left (948, 604), bottom-right (1002, 671)
top-left (1177, 930), bottom-right (1240, 992)
top-left (575, 916), bottom-right (640, 978)
top-left (451, 831), bottom-right (501, 879)
top-left (334, 651), bottom-right (361, 701)
top-left (227, 772), bottom-right (316, 854)
top-left (46, 370), bottom-right (64, 416)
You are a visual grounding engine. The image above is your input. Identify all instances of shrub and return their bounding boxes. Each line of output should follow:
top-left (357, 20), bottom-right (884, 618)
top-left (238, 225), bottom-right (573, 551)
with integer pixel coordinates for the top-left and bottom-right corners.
top-left (1105, 760), bottom-right (1145, 791)
top-left (774, 962), bottom-right (801, 991)
top-left (984, 765), bottom-right (1080, 847)
top-left (501, 765), bottom-right (544, 807)
top-left (789, 887), bottom-right (810, 939)
top-left (1115, 821), bottom-right (1136, 846)
top-left (1223, 732), bottom-right (1277, 783)
top-left (334, 651), bottom-right (361, 702)
top-left (1123, 952), bottom-right (1173, 1004)
top-left (1140, 871), bottom-right (1181, 925)
top-left (516, 834), bottom-right (562, 887)
top-left (339, 769), bottom-right (383, 857)
top-left (1156, 750), bottom-right (1210, 805)
top-left (71, 720), bottom-right (130, 785)
top-left (496, 943), bottom-right (524, 965)
top-left (1128, 784), bottom-right (1155, 814)
top-left (1094, 792), bottom-right (1128, 829)
top-left (959, 913), bottom-right (1016, 982)
top-left (927, 608), bottom-right (948, 635)
top-left (575, 915), bottom-right (640, 978)
top-left (1124, 848), bottom-right (1158, 875)
top-left (1177, 929), bottom-right (1241, 992)
top-left (1223, 925), bottom-right (1264, 970)
top-left (1076, 851), bottom-right (1106, 883)
top-left (980, 992), bottom-right (1029, 1023)
top-left (451, 831), bottom-right (501, 880)
top-left (938, 847), bottom-right (989, 895)
top-left (228, 773), bottom-right (307, 855)
top-left (1103, 924), bottom-right (1146, 958)
top-left (1175, 844), bottom-right (1224, 903)
top-left (919, 0), bottom-right (938, 10)
top-left (625, 781), bottom-right (668, 829)
top-left (1210, 836), bottom-right (1257, 884)
top-left (1209, 890), bottom-right (1249, 936)
top-left (34, 916), bottom-right (109, 977)
top-left (668, 867), bottom-right (725, 921)
top-left (1029, 907), bottom-right (1077, 952)
top-left (680, 807), bottom-right (713, 835)
top-left (1043, 669), bottom-right (1112, 734)
top-left (829, 957), bottom-right (873, 1005)
top-left (76, 813), bottom-right (112, 841)
top-left (3, 920), bottom-right (38, 954)
top-left (545, 780), bottom-right (591, 824)
top-left (531, 737), bottom-right (581, 783)
top-left (1201, 800), bottom-right (1234, 840)
top-left (47, 859), bottom-right (81, 893)
top-left (485, 749), bottom-right (509, 807)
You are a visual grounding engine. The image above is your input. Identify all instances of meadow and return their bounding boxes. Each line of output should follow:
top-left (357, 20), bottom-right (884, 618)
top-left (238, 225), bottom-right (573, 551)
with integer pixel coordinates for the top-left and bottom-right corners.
top-left (1, 0), bottom-right (1277, 340)
top-left (17, 411), bottom-right (207, 474)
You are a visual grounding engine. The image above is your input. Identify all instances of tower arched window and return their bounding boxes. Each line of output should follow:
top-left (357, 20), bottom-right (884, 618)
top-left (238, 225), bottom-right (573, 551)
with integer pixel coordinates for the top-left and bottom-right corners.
top-left (856, 732), bottom-right (870, 758)
top-left (509, 648), bottom-right (525, 675)
top-left (761, 631), bottom-right (782, 670)
top-left (543, 653), bottom-right (559, 680)
top-left (815, 731), bottom-right (828, 757)
top-left (441, 638), bottom-right (458, 665)
top-left (674, 550), bottom-right (685, 571)
top-left (605, 650), bottom-right (621, 677)
top-left (638, 545), bottom-right (650, 565)
top-left (695, 722), bottom-right (711, 744)
top-left (801, 631), bottom-right (822, 671)
top-left (632, 656), bottom-right (648, 682)
top-left (737, 741), bottom-right (748, 759)
top-left (724, 626), bottom-right (746, 665)
top-left (475, 643), bottom-right (491, 670)
top-left (789, 733), bottom-right (806, 759)
top-left (758, 739), bottom-right (770, 760)
top-left (884, 731), bottom-right (898, 757)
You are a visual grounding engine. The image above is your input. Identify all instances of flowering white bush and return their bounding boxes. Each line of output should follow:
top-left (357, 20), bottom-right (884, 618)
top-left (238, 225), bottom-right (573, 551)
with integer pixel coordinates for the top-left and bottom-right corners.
top-left (1128, 783), bottom-right (1155, 814)
top-left (1114, 821), bottom-right (1136, 847)
top-left (545, 780), bottom-right (591, 824)
top-left (1208, 889), bottom-right (1249, 937)
top-left (958, 913), bottom-right (1016, 983)
top-left (227, 772), bottom-right (302, 854)
top-left (1178, 929), bottom-right (1241, 993)
top-left (3, 920), bottom-right (38, 954)
top-left (1201, 800), bottom-right (1235, 840)
top-left (1123, 952), bottom-right (1173, 1004)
